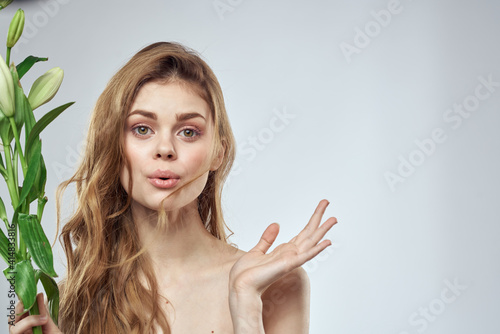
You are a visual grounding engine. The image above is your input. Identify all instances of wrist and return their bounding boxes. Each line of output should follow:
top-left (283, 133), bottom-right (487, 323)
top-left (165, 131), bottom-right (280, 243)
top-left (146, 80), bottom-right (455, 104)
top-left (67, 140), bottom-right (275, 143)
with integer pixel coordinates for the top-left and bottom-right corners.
top-left (229, 290), bottom-right (265, 334)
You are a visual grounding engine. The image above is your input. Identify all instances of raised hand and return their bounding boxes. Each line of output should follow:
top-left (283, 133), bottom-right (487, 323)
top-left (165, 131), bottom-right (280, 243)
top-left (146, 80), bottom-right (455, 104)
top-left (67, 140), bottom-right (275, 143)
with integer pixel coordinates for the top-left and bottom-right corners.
top-left (229, 199), bottom-right (337, 295)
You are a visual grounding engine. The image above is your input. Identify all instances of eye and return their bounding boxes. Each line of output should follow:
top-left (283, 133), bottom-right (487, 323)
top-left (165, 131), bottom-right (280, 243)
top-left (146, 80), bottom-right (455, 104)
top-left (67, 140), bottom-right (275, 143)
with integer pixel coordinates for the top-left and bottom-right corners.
top-left (179, 127), bottom-right (201, 140)
top-left (182, 129), bottom-right (196, 137)
top-left (132, 125), bottom-right (153, 136)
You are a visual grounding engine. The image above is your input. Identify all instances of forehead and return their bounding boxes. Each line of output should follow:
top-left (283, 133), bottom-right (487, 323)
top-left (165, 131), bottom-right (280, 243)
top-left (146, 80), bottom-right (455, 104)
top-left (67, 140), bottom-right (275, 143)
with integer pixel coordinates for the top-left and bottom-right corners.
top-left (130, 81), bottom-right (212, 121)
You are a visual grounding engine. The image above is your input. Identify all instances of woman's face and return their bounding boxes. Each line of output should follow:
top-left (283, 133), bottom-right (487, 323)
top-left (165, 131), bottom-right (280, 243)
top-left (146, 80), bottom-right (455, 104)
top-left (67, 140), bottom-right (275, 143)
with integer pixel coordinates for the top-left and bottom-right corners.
top-left (120, 80), bottom-right (220, 212)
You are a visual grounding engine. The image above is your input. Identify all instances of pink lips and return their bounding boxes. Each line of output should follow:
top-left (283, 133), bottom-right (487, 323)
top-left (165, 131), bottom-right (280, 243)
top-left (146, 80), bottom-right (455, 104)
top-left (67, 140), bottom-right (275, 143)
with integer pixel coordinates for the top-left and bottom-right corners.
top-left (148, 170), bottom-right (180, 189)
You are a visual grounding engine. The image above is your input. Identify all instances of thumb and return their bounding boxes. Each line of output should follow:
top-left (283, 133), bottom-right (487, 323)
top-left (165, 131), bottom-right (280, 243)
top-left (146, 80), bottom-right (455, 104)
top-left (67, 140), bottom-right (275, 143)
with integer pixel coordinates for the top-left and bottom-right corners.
top-left (37, 293), bottom-right (59, 330)
top-left (250, 223), bottom-right (280, 254)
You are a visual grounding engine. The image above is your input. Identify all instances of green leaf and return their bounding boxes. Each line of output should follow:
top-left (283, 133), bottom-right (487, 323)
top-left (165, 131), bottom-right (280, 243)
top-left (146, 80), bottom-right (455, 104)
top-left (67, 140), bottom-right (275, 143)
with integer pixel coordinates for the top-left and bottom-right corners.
top-left (24, 96), bottom-right (35, 143)
top-left (0, 200), bottom-right (12, 257)
top-left (8, 211), bottom-right (22, 263)
top-left (0, 196), bottom-right (7, 224)
top-left (16, 56), bottom-right (48, 80)
top-left (19, 92), bottom-right (35, 141)
top-left (38, 156), bottom-right (47, 196)
top-left (37, 270), bottom-right (59, 324)
top-left (26, 102), bottom-right (74, 158)
top-left (18, 213), bottom-right (57, 277)
top-left (0, 148), bottom-right (6, 176)
top-left (0, 228), bottom-right (10, 264)
top-left (0, 109), bottom-right (11, 145)
top-left (27, 142), bottom-right (47, 204)
top-left (28, 156), bottom-right (46, 204)
top-left (18, 141), bottom-right (41, 208)
top-left (3, 260), bottom-right (37, 312)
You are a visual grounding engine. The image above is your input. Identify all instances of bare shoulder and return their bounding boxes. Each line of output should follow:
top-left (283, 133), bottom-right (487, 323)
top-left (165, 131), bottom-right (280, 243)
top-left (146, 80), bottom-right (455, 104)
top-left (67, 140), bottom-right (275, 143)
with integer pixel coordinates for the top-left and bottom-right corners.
top-left (262, 267), bottom-right (310, 302)
top-left (213, 241), bottom-right (246, 273)
top-left (261, 267), bottom-right (311, 332)
top-left (221, 241), bottom-right (246, 260)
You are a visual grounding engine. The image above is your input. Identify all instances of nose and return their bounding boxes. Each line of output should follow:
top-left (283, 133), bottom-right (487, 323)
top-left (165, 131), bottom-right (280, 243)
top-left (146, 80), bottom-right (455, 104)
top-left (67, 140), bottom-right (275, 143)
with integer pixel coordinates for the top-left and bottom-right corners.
top-left (155, 134), bottom-right (176, 160)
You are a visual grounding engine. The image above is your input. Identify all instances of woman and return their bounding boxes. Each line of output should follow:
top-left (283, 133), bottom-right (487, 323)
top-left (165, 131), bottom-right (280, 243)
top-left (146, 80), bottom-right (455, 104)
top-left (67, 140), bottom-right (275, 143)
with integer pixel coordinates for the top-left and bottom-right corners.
top-left (10, 42), bottom-right (337, 333)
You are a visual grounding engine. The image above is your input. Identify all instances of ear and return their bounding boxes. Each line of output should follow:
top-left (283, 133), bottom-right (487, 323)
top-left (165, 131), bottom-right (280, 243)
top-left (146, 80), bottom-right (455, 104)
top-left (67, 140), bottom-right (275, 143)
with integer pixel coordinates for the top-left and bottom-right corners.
top-left (210, 143), bottom-right (225, 171)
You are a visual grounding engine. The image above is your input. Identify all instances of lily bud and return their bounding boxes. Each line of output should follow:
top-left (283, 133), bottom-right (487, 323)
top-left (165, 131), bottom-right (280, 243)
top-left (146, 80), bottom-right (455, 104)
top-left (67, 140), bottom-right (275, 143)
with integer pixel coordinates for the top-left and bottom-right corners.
top-left (28, 67), bottom-right (64, 110)
top-left (7, 9), bottom-right (25, 48)
top-left (0, 0), bottom-right (14, 10)
top-left (0, 54), bottom-right (15, 117)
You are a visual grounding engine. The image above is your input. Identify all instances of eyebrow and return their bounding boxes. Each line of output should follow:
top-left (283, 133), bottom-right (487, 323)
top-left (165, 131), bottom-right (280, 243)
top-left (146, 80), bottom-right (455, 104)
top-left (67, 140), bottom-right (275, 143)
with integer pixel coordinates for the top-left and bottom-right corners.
top-left (127, 110), bottom-right (206, 122)
top-left (176, 112), bottom-right (206, 122)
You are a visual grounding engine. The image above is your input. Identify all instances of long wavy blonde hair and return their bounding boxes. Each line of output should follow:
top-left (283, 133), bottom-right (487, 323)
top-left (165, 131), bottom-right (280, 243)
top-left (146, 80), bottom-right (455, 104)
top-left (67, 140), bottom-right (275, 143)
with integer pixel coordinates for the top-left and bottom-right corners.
top-left (56, 42), bottom-right (236, 333)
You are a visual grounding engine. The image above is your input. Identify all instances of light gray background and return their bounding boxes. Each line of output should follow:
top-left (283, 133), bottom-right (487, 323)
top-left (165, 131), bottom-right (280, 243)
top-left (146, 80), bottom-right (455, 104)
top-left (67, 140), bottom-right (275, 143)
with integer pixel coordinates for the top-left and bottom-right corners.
top-left (1, 0), bottom-right (499, 333)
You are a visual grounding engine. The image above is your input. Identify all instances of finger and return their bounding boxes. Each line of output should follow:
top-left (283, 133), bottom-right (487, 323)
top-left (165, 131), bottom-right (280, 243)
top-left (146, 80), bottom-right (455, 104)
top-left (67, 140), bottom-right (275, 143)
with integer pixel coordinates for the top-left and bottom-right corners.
top-left (305, 199), bottom-right (329, 231)
top-left (37, 294), bottom-right (47, 318)
top-left (298, 216), bottom-right (337, 248)
top-left (249, 223), bottom-right (280, 254)
top-left (298, 239), bottom-right (333, 264)
top-left (12, 299), bottom-right (28, 325)
top-left (9, 313), bottom-right (47, 334)
top-left (7, 301), bottom-right (21, 328)
top-left (37, 293), bottom-right (59, 330)
top-left (292, 199), bottom-right (330, 243)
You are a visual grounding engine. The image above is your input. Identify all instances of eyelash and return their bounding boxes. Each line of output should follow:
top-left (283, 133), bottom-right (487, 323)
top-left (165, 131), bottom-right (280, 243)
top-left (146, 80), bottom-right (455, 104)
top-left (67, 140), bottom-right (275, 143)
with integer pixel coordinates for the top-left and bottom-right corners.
top-left (179, 127), bottom-right (202, 141)
top-left (131, 125), bottom-right (202, 141)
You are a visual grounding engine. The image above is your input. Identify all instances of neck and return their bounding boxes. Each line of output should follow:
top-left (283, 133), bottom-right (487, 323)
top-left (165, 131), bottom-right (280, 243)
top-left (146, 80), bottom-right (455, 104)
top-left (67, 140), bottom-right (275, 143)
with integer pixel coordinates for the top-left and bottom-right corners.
top-left (132, 199), bottom-right (225, 282)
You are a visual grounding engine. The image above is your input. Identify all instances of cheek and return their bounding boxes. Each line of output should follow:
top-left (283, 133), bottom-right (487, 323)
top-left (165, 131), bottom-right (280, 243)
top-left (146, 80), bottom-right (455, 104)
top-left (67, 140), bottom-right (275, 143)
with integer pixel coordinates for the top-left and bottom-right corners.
top-left (120, 163), bottom-right (131, 194)
top-left (120, 143), bottom-right (136, 193)
top-left (187, 147), bottom-right (212, 173)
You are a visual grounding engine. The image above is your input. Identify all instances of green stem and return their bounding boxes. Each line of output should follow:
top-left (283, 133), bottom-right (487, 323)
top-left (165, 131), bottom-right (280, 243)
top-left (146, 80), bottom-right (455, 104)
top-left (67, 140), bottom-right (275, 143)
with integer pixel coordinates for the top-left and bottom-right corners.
top-left (2, 141), bottom-right (19, 256)
top-left (19, 201), bottom-right (28, 260)
top-left (18, 226), bottom-right (26, 260)
top-left (3, 141), bottom-right (19, 208)
top-left (1, 217), bottom-right (9, 235)
top-left (37, 196), bottom-right (47, 222)
top-left (29, 299), bottom-right (43, 334)
top-left (13, 147), bottom-right (18, 198)
top-left (9, 117), bottom-right (27, 177)
top-left (6, 46), bottom-right (11, 65)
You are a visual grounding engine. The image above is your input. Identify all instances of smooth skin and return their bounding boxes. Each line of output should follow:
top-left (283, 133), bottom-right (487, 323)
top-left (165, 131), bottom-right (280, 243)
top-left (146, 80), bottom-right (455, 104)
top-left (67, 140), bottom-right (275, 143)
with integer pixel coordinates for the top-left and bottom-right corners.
top-left (8, 82), bottom-right (337, 333)
top-left (9, 201), bottom-right (336, 334)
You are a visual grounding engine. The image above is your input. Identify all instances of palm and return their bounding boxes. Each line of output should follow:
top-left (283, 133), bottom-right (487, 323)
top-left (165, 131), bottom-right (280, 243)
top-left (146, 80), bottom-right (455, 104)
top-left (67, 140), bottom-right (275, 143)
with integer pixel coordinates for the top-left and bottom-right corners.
top-left (229, 199), bottom-right (337, 295)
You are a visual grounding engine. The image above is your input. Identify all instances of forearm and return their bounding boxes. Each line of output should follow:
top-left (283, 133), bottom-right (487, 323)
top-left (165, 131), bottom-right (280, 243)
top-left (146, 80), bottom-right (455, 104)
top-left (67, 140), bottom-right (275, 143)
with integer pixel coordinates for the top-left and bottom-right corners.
top-left (229, 290), bottom-right (265, 334)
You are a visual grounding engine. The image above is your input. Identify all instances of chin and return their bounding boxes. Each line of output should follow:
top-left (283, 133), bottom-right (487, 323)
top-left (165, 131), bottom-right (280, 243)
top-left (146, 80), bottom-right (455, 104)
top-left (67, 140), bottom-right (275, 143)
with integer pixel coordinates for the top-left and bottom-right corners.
top-left (149, 196), bottom-right (197, 213)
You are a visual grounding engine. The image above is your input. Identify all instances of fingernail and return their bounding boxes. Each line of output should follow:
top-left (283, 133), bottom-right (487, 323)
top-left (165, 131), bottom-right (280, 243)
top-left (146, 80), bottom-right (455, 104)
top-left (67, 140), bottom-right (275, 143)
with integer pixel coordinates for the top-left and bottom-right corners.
top-left (40, 315), bottom-right (47, 321)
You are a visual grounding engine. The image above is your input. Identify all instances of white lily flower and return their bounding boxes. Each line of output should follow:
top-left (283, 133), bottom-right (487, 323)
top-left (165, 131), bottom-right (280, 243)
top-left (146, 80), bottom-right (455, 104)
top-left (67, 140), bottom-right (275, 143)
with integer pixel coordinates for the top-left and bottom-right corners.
top-left (0, 54), bottom-right (15, 117)
top-left (7, 9), bottom-right (25, 48)
top-left (28, 67), bottom-right (64, 110)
